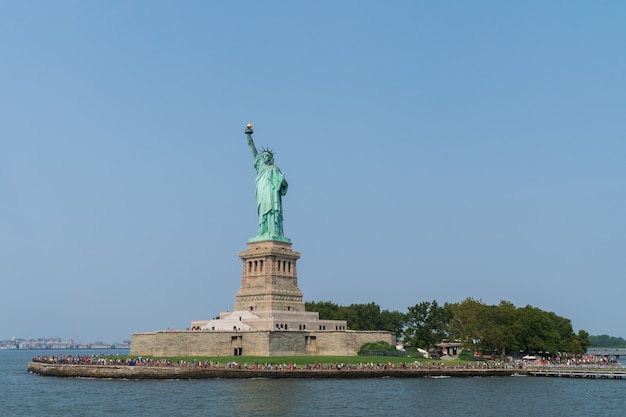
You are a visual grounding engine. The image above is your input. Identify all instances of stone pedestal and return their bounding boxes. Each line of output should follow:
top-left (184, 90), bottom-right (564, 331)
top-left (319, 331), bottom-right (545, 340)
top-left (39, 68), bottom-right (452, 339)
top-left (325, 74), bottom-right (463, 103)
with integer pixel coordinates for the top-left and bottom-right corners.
top-left (235, 240), bottom-right (304, 313)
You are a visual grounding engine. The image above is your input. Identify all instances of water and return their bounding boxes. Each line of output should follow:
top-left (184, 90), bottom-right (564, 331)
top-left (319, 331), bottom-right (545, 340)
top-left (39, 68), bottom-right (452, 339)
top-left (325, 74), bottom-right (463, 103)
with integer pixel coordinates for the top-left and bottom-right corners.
top-left (3, 349), bottom-right (626, 417)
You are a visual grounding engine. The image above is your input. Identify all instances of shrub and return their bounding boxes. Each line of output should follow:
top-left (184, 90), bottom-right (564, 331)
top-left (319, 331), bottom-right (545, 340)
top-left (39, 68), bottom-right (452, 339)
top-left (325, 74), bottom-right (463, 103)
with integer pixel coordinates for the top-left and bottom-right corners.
top-left (358, 341), bottom-right (397, 356)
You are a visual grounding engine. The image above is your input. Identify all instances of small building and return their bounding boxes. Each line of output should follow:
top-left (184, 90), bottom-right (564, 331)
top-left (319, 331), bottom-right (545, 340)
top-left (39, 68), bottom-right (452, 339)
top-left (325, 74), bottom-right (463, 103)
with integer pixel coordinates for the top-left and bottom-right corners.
top-left (437, 342), bottom-right (464, 358)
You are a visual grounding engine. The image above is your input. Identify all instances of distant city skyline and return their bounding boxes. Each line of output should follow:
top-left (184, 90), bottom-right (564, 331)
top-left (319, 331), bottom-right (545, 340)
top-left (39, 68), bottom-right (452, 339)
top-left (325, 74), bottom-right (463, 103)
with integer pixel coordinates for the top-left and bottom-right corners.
top-left (2, 1), bottom-right (625, 342)
top-left (0, 336), bottom-right (130, 350)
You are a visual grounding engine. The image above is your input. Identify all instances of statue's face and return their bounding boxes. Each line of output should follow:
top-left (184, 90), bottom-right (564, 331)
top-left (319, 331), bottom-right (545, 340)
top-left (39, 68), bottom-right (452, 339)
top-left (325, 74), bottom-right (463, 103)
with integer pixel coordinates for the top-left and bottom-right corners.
top-left (261, 152), bottom-right (273, 164)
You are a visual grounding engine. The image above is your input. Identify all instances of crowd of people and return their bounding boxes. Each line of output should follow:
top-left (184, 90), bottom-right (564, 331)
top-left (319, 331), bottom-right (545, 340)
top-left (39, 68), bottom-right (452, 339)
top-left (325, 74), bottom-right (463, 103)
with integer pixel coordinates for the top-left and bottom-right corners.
top-left (30, 354), bottom-right (517, 371)
top-left (522, 354), bottom-right (620, 367)
top-left (31, 354), bottom-right (621, 371)
top-left (31, 355), bottom-right (215, 367)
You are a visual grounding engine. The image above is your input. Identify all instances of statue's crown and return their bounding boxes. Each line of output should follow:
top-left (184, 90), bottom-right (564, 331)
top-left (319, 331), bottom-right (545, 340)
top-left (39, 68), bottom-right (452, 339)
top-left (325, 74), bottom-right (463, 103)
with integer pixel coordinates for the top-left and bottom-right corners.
top-left (260, 147), bottom-right (274, 157)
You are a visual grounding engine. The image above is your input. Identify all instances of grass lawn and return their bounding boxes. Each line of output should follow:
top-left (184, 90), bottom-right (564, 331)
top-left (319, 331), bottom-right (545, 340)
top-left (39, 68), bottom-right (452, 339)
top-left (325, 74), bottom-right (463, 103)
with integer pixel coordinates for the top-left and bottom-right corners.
top-left (111, 354), bottom-right (470, 367)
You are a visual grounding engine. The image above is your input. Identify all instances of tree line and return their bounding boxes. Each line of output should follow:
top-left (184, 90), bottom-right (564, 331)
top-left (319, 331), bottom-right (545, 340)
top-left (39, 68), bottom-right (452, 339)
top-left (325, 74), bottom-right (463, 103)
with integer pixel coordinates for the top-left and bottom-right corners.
top-left (305, 298), bottom-right (593, 355)
top-left (589, 334), bottom-right (626, 348)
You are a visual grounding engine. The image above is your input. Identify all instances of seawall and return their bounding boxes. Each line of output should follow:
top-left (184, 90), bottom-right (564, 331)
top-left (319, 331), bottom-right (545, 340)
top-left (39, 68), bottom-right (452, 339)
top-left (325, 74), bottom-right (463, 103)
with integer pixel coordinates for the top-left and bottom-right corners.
top-left (28, 362), bottom-right (521, 379)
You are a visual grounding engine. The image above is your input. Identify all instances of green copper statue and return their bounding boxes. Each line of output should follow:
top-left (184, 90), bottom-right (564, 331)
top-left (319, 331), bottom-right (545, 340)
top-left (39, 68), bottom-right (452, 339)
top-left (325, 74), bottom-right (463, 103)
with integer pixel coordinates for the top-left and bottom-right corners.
top-left (245, 124), bottom-right (290, 242)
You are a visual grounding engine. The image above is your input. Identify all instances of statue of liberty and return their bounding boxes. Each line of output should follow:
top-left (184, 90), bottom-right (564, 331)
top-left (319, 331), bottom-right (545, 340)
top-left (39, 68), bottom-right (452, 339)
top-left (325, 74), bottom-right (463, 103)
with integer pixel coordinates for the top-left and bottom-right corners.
top-left (245, 124), bottom-right (290, 242)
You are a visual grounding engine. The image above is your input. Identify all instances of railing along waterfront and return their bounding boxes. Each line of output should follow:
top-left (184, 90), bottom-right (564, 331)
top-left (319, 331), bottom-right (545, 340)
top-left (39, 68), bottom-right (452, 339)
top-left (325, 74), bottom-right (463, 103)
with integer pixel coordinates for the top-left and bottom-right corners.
top-left (527, 364), bottom-right (626, 380)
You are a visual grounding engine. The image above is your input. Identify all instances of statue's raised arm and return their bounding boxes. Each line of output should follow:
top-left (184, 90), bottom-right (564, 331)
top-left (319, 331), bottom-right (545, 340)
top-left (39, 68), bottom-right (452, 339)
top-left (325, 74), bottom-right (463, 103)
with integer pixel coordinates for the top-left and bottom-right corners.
top-left (244, 123), bottom-right (290, 243)
top-left (245, 123), bottom-right (258, 159)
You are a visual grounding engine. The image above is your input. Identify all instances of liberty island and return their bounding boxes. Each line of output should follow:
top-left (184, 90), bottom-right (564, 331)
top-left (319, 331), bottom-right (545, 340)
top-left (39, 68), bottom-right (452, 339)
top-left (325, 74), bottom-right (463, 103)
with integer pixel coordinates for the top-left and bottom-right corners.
top-left (27, 126), bottom-right (625, 381)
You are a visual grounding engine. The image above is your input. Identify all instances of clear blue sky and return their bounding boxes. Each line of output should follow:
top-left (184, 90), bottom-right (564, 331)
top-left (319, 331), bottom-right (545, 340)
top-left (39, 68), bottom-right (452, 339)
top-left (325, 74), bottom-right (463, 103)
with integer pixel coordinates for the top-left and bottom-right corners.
top-left (1, 1), bottom-right (624, 343)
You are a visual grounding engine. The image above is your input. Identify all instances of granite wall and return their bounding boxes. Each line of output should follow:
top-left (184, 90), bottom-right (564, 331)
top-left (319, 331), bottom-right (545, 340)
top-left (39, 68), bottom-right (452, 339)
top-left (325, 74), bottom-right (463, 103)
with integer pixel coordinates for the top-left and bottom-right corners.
top-left (130, 330), bottom-right (395, 357)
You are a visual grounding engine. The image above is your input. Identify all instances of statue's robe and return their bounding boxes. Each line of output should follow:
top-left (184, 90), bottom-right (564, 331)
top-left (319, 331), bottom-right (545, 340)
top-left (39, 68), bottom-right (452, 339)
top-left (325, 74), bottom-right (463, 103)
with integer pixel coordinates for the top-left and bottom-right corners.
top-left (254, 156), bottom-right (288, 237)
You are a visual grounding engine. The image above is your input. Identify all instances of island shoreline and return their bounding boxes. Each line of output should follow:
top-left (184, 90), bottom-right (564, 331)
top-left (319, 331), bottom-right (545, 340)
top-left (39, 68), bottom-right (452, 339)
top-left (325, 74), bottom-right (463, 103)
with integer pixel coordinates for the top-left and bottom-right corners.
top-left (28, 362), bottom-right (524, 379)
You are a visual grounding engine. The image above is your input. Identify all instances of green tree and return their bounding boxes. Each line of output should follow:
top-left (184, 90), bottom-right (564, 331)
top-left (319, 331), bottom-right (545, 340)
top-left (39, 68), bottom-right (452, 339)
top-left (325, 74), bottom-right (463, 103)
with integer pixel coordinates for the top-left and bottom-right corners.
top-left (514, 306), bottom-right (558, 353)
top-left (304, 301), bottom-right (343, 321)
top-left (448, 299), bottom-right (589, 356)
top-left (306, 301), bottom-right (405, 337)
top-left (447, 298), bottom-right (480, 341)
top-left (481, 301), bottom-right (518, 357)
top-left (576, 330), bottom-right (592, 353)
top-left (447, 298), bottom-right (486, 349)
top-left (379, 309), bottom-right (406, 338)
top-left (403, 300), bottom-right (451, 350)
top-left (344, 302), bottom-right (383, 330)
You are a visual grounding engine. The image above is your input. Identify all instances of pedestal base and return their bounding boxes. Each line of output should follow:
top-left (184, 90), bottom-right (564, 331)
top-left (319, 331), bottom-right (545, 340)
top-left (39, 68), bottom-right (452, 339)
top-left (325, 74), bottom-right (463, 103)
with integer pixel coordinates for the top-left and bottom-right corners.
top-left (248, 235), bottom-right (291, 243)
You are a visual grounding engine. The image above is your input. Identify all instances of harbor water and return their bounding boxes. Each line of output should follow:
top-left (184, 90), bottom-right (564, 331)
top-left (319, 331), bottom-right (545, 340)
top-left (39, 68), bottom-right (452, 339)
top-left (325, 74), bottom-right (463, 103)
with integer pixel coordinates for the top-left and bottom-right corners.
top-left (2, 349), bottom-right (626, 417)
